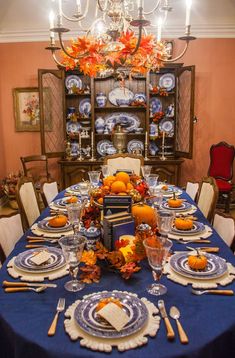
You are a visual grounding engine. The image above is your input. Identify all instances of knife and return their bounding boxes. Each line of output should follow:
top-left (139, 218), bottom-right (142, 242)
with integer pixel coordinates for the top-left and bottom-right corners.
top-left (2, 280), bottom-right (57, 288)
top-left (158, 300), bottom-right (175, 340)
top-left (186, 246), bottom-right (220, 253)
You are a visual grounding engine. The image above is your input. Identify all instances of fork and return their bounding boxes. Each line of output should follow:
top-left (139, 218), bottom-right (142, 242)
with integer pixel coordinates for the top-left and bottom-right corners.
top-left (5, 286), bottom-right (46, 293)
top-left (177, 239), bottom-right (211, 245)
top-left (48, 298), bottom-right (66, 336)
top-left (191, 288), bottom-right (234, 296)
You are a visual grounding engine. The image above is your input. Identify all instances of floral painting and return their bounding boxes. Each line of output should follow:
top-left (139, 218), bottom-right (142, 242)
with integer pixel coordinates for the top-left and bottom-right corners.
top-left (13, 87), bottom-right (52, 132)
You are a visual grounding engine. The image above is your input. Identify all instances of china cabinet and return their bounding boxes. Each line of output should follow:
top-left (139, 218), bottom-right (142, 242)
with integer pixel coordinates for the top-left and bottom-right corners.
top-left (38, 64), bottom-right (195, 188)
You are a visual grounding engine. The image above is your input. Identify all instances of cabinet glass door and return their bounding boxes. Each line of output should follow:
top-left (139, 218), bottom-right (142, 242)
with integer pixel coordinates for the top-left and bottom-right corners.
top-left (175, 65), bottom-right (195, 159)
top-left (38, 69), bottom-right (66, 157)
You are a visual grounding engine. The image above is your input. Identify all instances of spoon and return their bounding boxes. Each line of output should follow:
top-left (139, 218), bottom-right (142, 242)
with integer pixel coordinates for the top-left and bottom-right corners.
top-left (169, 306), bottom-right (189, 344)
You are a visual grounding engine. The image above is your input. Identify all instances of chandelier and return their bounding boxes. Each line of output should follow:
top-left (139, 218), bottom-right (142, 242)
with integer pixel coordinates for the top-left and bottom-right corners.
top-left (46, 0), bottom-right (195, 77)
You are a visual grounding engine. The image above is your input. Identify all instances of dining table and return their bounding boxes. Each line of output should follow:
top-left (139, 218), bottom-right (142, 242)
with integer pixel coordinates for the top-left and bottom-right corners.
top-left (0, 188), bottom-right (235, 358)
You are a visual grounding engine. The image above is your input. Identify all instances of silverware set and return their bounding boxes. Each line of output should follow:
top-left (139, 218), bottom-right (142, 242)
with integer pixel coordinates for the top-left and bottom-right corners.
top-left (48, 298), bottom-right (66, 336)
top-left (191, 288), bottom-right (234, 296)
top-left (2, 280), bottom-right (57, 293)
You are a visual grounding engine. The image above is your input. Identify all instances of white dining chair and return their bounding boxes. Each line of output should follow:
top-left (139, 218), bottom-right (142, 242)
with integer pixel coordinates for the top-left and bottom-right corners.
top-left (197, 176), bottom-right (219, 222)
top-left (41, 181), bottom-right (58, 206)
top-left (104, 153), bottom-right (144, 176)
top-left (185, 181), bottom-right (199, 201)
top-left (16, 176), bottom-right (41, 230)
top-left (0, 213), bottom-right (24, 261)
top-left (213, 211), bottom-right (235, 249)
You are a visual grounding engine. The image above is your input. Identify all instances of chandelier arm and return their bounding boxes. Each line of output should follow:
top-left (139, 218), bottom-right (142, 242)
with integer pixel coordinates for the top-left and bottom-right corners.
top-left (97, 0), bottom-right (108, 12)
top-left (163, 41), bottom-right (189, 63)
top-left (58, 32), bottom-right (86, 60)
top-left (52, 51), bottom-right (66, 67)
top-left (130, 25), bottom-right (143, 55)
top-left (143, 0), bottom-right (161, 16)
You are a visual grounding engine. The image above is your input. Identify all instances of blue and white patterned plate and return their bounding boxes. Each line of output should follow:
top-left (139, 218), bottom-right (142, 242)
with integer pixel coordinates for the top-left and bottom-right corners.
top-left (97, 140), bottom-right (114, 156)
top-left (159, 73), bottom-right (175, 91)
top-left (127, 139), bottom-right (144, 153)
top-left (159, 118), bottom-right (174, 137)
top-left (108, 87), bottom-right (134, 106)
top-left (150, 98), bottom-right (162, 115)
top-left (65, 75), bottom-right (82, 90)
top-left (160, 201), bottom-right (192, 212)
top-left (14, 247), bottom-right (66, 273)
top-left (104, 113), bottom-right (140, 133)
top-left (169, 252), bottom-right (228, 280)
top-left (66, 121), bottom-right (81, 135)
top-left (37, 219), bottom-right (72, 233)
top-left (50, 196), bottom-right (81, 209)
top-left (171, 221), bottom-right (205, 236)
top-left (133, 92), bottom-right (146, 103)
top-left (79, 99), bottom-right (91, 116)
top-left (74, 291), bottom-right (148, 339)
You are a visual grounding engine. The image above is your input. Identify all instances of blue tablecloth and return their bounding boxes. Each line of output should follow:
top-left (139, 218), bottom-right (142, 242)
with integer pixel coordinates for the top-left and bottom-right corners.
top-left (1, 191), bottom-right (235, 358)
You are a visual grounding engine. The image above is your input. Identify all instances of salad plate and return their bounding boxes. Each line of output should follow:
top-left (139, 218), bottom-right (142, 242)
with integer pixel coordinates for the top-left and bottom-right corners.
top-left (104, 113), bottom-right (140, 133)
top-left (37, 219), bottom-right (73, 233)
top-left (74, 291), bottom-right (148, 339)
top-left (127, 139), bottom-right (144, 153)
top-left (79, 98), bottom-right (91, 116)
top-left (169, 252), bottom-right (228, 280)
top-left (161, 201), bottom-right (192, 212)
top-left (150, 97), bottom-right (162, 115)
top-left (133, 92), bottom-right (146, 103)
top-left (159, 73), bottom-right (175, 91)
top-left (14, 247), bottom-right (66, 273)
top-left (159, 118), bottom-right (174, 136)
top-left (171, 221), bottom-right (205, 236)
top-left (97, 140), bottom-right (114, 156)
top-left (65, 75), bottom-right (82, 91)
top-left (108, 87), bottom-right (134, 106)
top-left (66, 121), bottom-right (81, 135)
top-left (50, 196), bottom-right (81, 209)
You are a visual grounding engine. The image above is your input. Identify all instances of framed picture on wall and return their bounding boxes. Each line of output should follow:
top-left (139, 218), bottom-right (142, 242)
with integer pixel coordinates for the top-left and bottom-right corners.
top-left (13, 87), bottom-right (52, 132)
top-left (165, 41), bottom-right (174, 59)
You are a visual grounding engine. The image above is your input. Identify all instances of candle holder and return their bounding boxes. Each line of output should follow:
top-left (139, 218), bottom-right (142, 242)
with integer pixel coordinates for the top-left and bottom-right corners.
top-left (144, 141), bottom-right (149, 160)
top-left (89, 142), bottom-right (96, 161)
top-left (160, 131), bottom-right (166, 161)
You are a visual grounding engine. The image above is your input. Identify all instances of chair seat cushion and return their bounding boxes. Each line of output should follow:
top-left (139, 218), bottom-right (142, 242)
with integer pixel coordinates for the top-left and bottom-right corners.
top-left (216, 179), bottom-right (233, 192)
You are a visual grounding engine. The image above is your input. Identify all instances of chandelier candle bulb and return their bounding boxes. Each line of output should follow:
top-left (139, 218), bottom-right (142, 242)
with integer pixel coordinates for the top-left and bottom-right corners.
top-left (185, 0), bottom-right (192, 27)
top-left (76, 0), bottom-right (81, 14)
top-left (58, 0), bottom-right (62, 16)
top-left (49, 11), bottom-right (55, 42)
top-left (157, 18), bottom-right (162, 42)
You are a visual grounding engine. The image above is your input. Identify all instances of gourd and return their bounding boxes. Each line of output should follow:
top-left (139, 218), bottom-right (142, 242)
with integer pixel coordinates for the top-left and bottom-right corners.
top-left (49, 214), bottom-right (68, 228)
top-left (188, 252), bottom-right (208, 270)
top-left (168, 192), bottom-right (183, 208)
top-left (132, 203), bottom-right (156, 227)
top-left (66, 196), bottom-right (78, 204)
top-left (174, 218), bottom-right (193, 230)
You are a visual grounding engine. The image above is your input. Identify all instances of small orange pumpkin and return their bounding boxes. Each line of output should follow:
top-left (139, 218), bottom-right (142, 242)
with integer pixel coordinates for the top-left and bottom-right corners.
top-left (49, 214), bottom-right (68, 228)
top-left (66, 196), bottom-right (78, 204)
top-left (188, 253), bottom-right (208, 270)
top-left (174, 218), bottom-right (193, 230)
top-left (132, 203), bottom-right (156, 227)
top-left (168, 192), bottom-right (183, 208)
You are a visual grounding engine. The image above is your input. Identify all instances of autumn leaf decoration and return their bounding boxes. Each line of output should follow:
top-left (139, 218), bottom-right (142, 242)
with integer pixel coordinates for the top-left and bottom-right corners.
top-left (62, 31), bottom-right (167, 77)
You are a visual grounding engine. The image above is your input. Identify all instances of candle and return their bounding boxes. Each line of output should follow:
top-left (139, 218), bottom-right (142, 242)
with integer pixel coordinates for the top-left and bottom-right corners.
top-left (91, 131), bottom-right (94, 147)
top-left (49, 11), bottom-right (55, 40)
top-left (76, 0), bottom-right (81, 13)
top-left (185, 0), bottom-right (192, 27)
top-left (157, 17), bottom-right (162, 42)
top-left (79, 132), bottom-right (82, 149)
top-left (58, 0), bottom-right (62, 16)
top-left (138, 0), bottom-right (143, 8)
top-left (162, 131), bottom-right (165, 147)
top-left (145, 131), bottom-right (148, 145)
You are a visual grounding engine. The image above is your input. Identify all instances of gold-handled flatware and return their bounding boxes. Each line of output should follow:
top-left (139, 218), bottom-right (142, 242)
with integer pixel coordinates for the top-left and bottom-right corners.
top-left (158, 300), bottom-right (175, 340)
top-left (2, 280), bottom-right (57, 288)
top-left (177, 239), bottom-right (211, 245)
top-left (169, 306), bottom-right (189, 344)
top-left (186, 246), bottom-right (219, 253)
top-left (48, 298), bottom-right (65, 336)
top-left (25, 244), bottom-right (49, 249)
top-left (27, 238), bottom-right (58, 244)
top-left (27, 235), bottom-right (58, 241)
top-left (191, 288), bottom-right (234, 296)
top-left (4, 286), bottom-right (46, 293)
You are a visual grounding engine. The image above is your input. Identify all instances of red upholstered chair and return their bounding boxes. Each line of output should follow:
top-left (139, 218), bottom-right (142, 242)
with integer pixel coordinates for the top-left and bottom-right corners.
top-left (208, 142), bottom-right (235, 212)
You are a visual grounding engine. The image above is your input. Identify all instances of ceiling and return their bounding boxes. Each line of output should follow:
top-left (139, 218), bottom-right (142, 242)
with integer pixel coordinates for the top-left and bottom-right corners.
top-left (1, 0), bottom-right (235, 43)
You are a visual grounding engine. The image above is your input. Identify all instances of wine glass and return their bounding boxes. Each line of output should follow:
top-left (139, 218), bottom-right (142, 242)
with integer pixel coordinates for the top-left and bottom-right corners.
top-left (66, 202), bottom-right (84, 234)
top-left (88, 171), bottom-right (101, 187)
top-left (143, 238), bottom-right (173, 296)
top-left (59, 235), bottom-right (86, 292)
top-left (156, 209), bottom-right (175, 242)
top-left (141, 165), bottom-right (152, 180)
top-left (151, 189), bottom-right (163, 210)
top-left (101, 165), bottom-right (110, 178)
top-left (146, 174), bottom-right (159, 194)
top-left (77, 182), bottom-right (90, 203)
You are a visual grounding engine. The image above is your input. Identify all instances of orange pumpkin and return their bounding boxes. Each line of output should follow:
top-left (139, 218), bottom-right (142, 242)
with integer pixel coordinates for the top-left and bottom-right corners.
top-left (174, 218), bottom-right (193, 230)
top-left (132, 203), bottom-right (156, 227)
top-left (66, 196), bottom-right (78, 204)
top-left (49, 214), bottom-right (68, 228)
top-left (188, 253), bottom-right (208, 270)
top-left (168, 193), bottom-right (183, 208)
top-left (96, 298), bottom-right (123, 312)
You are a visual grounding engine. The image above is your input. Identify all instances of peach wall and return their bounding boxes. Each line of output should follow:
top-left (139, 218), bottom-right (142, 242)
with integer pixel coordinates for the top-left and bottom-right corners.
top-left (0, 39), bottom-right (235, 185)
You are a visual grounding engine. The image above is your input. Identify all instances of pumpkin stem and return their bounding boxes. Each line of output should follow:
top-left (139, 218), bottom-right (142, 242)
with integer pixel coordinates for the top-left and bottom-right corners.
top-left (173, 192), bottom-right (176, 200)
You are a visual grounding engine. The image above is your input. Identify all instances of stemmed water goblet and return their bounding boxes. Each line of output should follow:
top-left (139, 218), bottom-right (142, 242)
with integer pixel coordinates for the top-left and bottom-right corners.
top-left (77, 182), bottom-right (90, 203)
top-left (88, 171), bottom-right (101, 187)
top-left (151, 189), bottom-right (163, 210)
top-left (59, 235), bottom-right (86, 292)
top-left (143, 238), bottom-right (173, 296)
top-left (141, 165), bottom-right (152, 180)
top-left (156, 209), bottom-right (175, 242)
top-left (146, 174), bottom-right (159, 194)
top-left (101, 165), bottom-right (110, 178)
top-left (66, 201), bottom-right (84, 234)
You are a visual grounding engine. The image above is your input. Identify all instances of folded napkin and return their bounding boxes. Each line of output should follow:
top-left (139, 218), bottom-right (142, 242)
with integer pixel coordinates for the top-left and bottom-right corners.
top-left (30, 250), bottom-right (52, 266)
top-left (97, 302), bottom-right (129, 332)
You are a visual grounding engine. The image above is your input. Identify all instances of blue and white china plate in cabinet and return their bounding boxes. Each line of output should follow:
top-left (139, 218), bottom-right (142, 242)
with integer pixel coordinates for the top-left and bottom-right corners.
top-left (133, 92), bottom-right (146, 103)
top-left (171, 221), bottom-right (205, 236)
top-left (104, 113), bottom-right (140, 133)
top-left (97, 140), bottom-right (114, 156)
top-left (159, 118), bottom-right (174, 136)
top-left (159, 73), bottom-right (175, 91)
top-left (169, 252), bottom-right (228, 280)
top-left (65, 75), bottom-right (82, 91)
top-left (160, 201), bottom-right (192, 212)
top-left (74, 291), bottom-right (148, 339)
top-left (79, 98), bottom-right (91, 116)
top-left (66, 121), bottom-right (81, 135)
top-left (108, 87), bottom-right (134, 106)
top-left (14, 247), bottom-right (66, 273)
top-left (127, 139), bottom-right (144, 153)
top-left (37, 219), bottom-right (73, 233)
top-left (150, 97), bottom-right (162, 115)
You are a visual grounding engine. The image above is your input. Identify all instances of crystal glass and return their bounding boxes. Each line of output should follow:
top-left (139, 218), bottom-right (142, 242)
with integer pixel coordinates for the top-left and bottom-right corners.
top-left (59, 235), bottom-right (86, 292)
top-left (143, 238), bottom-right (173, 296)
top-left (77, 182), bottom-right (90, 202)
top-left (146, 174), bottom-right (159, 194)
top-left (141, 165), bottom-right (152, 179)
top-left (66, 202), bottom-right (84, 234)
top-left (101, 165), bottom-right (110, 178)
top-left (156, 209), bottom-right (175, 241)
top-left (151, 189), bottom-right (163, 210)
top-left (88, 171), bottom-right (101, 187)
